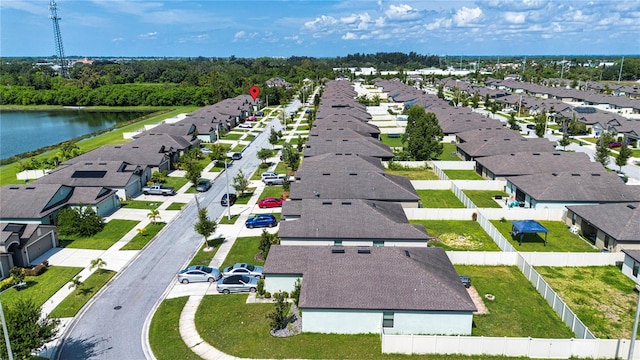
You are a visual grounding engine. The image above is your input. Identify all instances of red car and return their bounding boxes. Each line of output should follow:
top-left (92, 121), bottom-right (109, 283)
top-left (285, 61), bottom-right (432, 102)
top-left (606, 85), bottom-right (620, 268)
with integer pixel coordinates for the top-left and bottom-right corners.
top-left (258, 197), bottom-right (284, 208)
top-left (246, 116), bottom-right (257, 121)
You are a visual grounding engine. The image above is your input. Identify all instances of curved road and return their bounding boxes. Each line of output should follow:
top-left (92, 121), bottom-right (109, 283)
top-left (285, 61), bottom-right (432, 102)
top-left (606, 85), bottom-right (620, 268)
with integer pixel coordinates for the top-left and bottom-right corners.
top-left (55, 114), bottom-right (284, 360)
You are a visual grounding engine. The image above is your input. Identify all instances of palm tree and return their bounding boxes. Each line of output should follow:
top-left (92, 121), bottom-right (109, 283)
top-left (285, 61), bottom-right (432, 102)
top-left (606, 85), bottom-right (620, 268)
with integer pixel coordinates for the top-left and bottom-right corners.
top-left (90, 258), bottom-right (107, 273)
top-left (68, 275), bottom-right (82, 291)
top-left (147, 209), bottom-right (161, 224)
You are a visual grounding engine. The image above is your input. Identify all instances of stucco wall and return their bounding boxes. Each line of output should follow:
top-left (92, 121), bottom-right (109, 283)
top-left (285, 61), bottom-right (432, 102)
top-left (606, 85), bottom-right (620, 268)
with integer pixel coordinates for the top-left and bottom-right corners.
top-left (265, 274), bottom-right (301, 294)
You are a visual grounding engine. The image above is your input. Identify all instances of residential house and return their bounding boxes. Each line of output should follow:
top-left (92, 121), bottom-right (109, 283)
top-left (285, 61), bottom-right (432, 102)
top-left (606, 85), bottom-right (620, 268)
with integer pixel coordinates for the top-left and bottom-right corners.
top-left (0, 222), bottom-right (58, 278)
top-left (457, 137), bottom-right (557, 161)
top-left (621, 249), bottom-right (640, 284)
top-left (64, 143), bottom-right (173, 173)
top-left (565, 203), bottom-right (640, 252)
top-left (474, 152), bottom-right (602, 180)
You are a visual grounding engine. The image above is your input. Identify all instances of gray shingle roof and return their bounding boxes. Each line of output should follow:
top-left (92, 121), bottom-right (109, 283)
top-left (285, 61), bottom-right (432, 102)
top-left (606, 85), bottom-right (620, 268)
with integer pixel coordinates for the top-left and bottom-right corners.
top-left (289, 171), bottom-right (420, 202)
top-left (304, 136), bottom-right (394, 159)
top-left (475, 151), bottom-right (603, 178)
top-left (63, 144), bottom-right (169, 168)
top-left (264, 245), bottom-right (477, 312)
top-left (0, 184), bottom-right (68, 219)
top-left (279, 199), bottom-right (428, 240)
top-left (507, 172), bottom-right (640, 203)
top-left (457, 137), bottom-right (557, 158)
top-left (567, 203), bottom-right (640, 241)
top-left (33, 161), bottom-right (144, 188)
top-left (296, 153), bottom-right (384, 180)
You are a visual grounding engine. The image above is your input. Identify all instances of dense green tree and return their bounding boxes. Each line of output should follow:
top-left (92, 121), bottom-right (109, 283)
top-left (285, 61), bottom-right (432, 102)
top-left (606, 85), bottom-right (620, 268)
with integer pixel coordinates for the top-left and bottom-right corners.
top-left (595, 132), bottom-right (613, 167)
top-left (558, 131), bottom-right (571, 151)
top-left (194, 208), bottom-right (217, 249)
top-left (232, 170), bottom-right (249, 194)
top-left (259, 230), bottom-right (280, 260)
top-left (508, 112), bottom-right (521, 131)
top-left (257, 148), bottom-right (274, 164)
top-left (281, 143), bottom-right (300, 171)
top-left (616, 141), bottom-right (632, 171)
top-left (534, 111), bottom-right (548, 138)
top-left (266, 291), bottom-right (288, 331)
top-left (0, 299), bottom-right (59, 358)
top-left (402, 105), bottom-right (443, 161)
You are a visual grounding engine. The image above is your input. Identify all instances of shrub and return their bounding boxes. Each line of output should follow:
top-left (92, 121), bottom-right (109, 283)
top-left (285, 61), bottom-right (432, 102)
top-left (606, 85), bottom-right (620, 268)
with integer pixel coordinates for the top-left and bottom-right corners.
top-left (9, 267), bottom-right (25, 285)
top-left (264, 292), bottom-right (271, 299)
top-left (281, 291), bottom-right (289, 298)
top-left (471, 212), bottom-right (478, 221)
top-left (25, 263), bottom-right (47, 277)
top-left (291, 278), bottom-right (301, 306)
top-left (499, 217), bottom-right (507, 223)
top-left (0, 277), bottom-right (15, 292)
top-left (257, 278), bottom-right (265, 296)
top-left (266, 292), bottom-right (288, 330)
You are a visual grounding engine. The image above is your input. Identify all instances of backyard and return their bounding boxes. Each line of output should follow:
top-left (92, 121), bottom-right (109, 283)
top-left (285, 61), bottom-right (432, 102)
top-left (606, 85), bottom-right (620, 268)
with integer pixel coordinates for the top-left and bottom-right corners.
top-left (417, 190), bottom-right (465, 208)
top-left (410, 220), bottom-right (501, 251)
top-left (385, 167), bottom-right (440, 180)
top-left (443, 169), bottom-right (484, 180)
top-left (490, 220), bottom-right (598, 252)
top-left (463, 190), bottom-right (509, 208)
top-left (536, 266), bottom-right (639, 339)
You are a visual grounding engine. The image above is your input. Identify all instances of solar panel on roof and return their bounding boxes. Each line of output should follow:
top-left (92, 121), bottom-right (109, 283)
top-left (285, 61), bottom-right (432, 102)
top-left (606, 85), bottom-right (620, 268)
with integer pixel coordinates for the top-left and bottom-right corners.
top-left (72, 170), bottom-right (107, 178)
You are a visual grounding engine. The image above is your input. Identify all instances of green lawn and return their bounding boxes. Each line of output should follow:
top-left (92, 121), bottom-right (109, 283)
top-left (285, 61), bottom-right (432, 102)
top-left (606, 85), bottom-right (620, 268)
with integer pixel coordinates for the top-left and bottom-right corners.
top-left (454, 266), bottom-right (574, 338)
top-left (536, 266), bottom-right (639, 339)
top-left (235, 190), bottom-right (255, 205)
top-left (121, 222), bottom-right (166, 250)
top-left (490, 220), bottom-right (598, 252)
top-left (385, 167), bottom-right (439, 180)
top-left (149, 297), bottom-right (202, 360)
top-left (163, 176), bottom-right (189, 190)
top-left (410, 220), bottom-right (500, 251)
top-left (380, 134), bottom-right (406, 148)
top-left (463, 190), bottom-right (509, 208)
top-left (435, 142), bottom-right (461, 161)
top-left (2, 266), bottom-right (83, 309)
top-left (194, 295), bottom-right (535, 359)
top-left (60, 219), bottom-right (138, 250)
top-left (274, 161), bottom-right (291, 174)
top-left (218, 214), bottom-right (240, 224)
top-left (417, 190), bottom-right (465, 208)
top-left (230, 144), bottom-right (246, 153)
top-left (165, 202), bottom-right (186, 210)
top-left (443, 170), bottom-right (484, 180)
top-left (220, 236), bottom-right (263, 269)
top-left (221, 133), bottom-right (243, 140)
top-left (189, 239), bottom-right (224, 267)
top-left (120, 200), bottom-right (162, 210)
top-left (259, 185), bottom-right (286, 200)
top-left (49, 269), bottom-right (116, 318)
top-left (0, 107), bottom-right (197, 186)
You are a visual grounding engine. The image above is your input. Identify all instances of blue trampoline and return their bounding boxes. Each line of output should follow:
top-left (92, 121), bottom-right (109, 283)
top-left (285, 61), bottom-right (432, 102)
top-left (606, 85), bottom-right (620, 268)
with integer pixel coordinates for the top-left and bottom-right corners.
top-left (511, 220), bottom-right (549, 246)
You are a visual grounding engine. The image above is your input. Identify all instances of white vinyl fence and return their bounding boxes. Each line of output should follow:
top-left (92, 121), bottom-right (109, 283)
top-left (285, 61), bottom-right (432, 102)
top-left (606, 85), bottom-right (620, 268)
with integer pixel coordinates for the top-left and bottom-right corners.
top-left (451, 183), bottom-right (477, 209)
top-left (404, 208), bottom-right (477, 220)
top-left (480, 208), bottom-right (566, 221)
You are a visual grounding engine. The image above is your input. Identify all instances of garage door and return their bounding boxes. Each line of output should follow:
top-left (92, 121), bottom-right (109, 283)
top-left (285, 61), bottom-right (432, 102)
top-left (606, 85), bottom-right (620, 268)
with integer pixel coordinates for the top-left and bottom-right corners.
top-left (26, 233), bottom-right (54, 265)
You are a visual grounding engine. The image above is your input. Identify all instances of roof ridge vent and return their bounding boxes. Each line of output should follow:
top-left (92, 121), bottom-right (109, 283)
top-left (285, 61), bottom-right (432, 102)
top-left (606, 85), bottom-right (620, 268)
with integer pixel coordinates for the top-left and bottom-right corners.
top-left (404, 250), bottom-right (410, 257)
top-left (331, 248), bottom-right (345, 254)
top-left (627, 204), bottom-right (637, 210)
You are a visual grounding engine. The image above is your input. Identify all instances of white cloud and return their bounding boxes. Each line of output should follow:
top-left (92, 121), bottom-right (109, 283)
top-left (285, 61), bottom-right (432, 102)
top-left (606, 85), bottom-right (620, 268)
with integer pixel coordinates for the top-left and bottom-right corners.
top-left (233, 31), bottom-right (258, 42)
top-left (385, 4), bottom-right (421, 20)
top-left (454, 7), bottom-right (482, 26)
top-left (111, 37), bottom-right (124, 42)
top-left (504, 12), bottom-right (526, 24)
top-left (303, 15), bottom-right (337, 30)
top-left (342, 32), bottom-right (358, 40)
top-left (139, 32), bottom-right (158, 39)
top-left (425, 17), bottom-right (452, 30)
top-left (340, 12), bottom-right (371, 30)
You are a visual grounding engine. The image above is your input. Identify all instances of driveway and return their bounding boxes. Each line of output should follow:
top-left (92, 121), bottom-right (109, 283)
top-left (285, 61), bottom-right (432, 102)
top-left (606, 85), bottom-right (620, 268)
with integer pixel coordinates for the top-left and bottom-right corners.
top-left (54, 115), bottom-right (282, 360)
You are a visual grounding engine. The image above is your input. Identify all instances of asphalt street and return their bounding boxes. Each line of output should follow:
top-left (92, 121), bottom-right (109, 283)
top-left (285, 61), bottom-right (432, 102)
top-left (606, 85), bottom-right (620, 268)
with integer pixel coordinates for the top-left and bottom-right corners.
top-left (54, 115), bottom-right (282, 360)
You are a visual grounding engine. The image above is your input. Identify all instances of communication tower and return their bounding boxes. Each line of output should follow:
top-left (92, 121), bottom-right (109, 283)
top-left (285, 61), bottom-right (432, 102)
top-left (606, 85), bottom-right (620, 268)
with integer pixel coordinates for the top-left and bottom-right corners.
top-left (49, 1), bottom-right (68, 77)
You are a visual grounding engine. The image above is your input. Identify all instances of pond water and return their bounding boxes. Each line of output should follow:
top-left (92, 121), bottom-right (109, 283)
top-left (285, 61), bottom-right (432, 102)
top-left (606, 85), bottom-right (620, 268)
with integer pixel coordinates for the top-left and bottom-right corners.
top-left (0, 110), bottom-right (148, 160)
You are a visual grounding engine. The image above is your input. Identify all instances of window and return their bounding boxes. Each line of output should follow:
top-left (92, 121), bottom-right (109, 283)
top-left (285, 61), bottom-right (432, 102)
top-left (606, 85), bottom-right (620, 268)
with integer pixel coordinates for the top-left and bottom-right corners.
top-left (604, 235), bottom-right (611, 249)
top-left (373, 241), bottom-right (384, 247)
top-left (634, 262), bottom-right (639, 277)
top-left (382, 312), bottom-right (394, 328)
top-left (571, 212), bottom-right (577, 225)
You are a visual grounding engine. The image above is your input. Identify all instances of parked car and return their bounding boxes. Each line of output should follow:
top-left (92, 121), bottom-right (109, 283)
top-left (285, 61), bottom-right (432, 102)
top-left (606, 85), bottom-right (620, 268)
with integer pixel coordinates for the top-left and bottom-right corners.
top-left (201, 147), bottom-right (212, 154)
top-left (216, 275), bottom-right (259, 294)
top-left (246, 115), bottom-right (257, 121)
top-left (238, 123), bottom-right (253, 129)
top-left (221, 193), bottom-right (237, 206)
top-left (261, 171), bottom-right (278, 180)
top-left (222, 263), bottom-right (263, 278)
top-left (245, 214), bottom-right (277, 228)
top-left (177, 265), bottom-right (222, 284)
top-left (142, 184), bottom-right (175, 196)
top-left (305, 109), bottom-right (313, 114)
top-left (459, 275), bottom-right (471, 288)
top-left (195, 179), bottom-right (212, 192)
top-left (608, 142), bottom-right (622, 148)
top-left (262, 174), bottom-right (288, 186)
top-left (255, 111), bottom-right (264, 116)
top-left (231, 152), bottom-right (242, 160)
top-left (258, 197), bottom-right (284, 208)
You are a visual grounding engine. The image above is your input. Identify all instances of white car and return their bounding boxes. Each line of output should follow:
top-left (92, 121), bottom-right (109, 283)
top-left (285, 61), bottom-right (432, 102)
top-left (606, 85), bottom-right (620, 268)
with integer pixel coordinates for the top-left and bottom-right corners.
top-left (238, 123), bottom-right (253, 129)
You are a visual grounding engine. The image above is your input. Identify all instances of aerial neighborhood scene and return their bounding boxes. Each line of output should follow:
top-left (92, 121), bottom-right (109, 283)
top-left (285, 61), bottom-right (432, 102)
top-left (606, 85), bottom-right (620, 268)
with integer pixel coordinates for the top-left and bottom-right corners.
top-left (2, 1), bottom-right (640, 359)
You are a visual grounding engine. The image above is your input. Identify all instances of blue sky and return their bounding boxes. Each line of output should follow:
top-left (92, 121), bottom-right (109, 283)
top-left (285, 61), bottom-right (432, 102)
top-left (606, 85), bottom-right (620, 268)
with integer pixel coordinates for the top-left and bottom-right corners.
top-left (1, 0), bottom-right (639, 58)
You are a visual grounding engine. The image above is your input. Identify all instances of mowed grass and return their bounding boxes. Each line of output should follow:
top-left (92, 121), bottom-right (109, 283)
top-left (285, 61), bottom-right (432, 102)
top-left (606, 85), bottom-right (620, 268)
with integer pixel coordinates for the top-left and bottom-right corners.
top-left (120, 200), bottom-right (162, 210)
top-left (385, 167), bottom-right (440, 180)
top-left (121, 222), bottom-right (166, 250)
top-left (435, 142), bottom-right (461, 161)
top-left (49, 269), bottom-right (116, 318)
top-left (189, 239), bottom-right (224, 267)
top-left (2, 266), bottom-right (83, 309)
top-left (149, 297), bottom-right (202, 360)
top-left (443, 170), bottom-right (484, 180)
top-left (259, 185), bottom-right (286, 200)
top-left (194, 295), bottom-right (534, 359)
top-left (411, 220), bottom-right (500, 251)
top-left (163, 176), bottom-right (189, 191)
top-left (463, 190), bottom-right (509, 208)
top-left (536, 266), bottom-right (638, 339)
top-left (454, 266), bottom-right (574, 338)
top-left (490, 220), bottom-right (598, 252)
top-left (380, 134), bottom-right (406, 148)
top-left (165, 202), bottom-right (186, 210)
top-left (220, 236), bottom-right (263, 269)
top-left (417, 189), bottom-right (465, 208)
top-left (60, 219), bottom-right (138, 249)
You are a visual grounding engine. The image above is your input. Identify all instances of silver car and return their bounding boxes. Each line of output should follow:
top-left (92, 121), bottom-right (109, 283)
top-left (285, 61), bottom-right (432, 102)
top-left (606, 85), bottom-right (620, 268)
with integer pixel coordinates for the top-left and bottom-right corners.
top-left (216, 275), bottom-right (259, 294)
top-left (222, 263), bottom-right (263, 278)
top-left (177, 265), bottom-right (222, 284)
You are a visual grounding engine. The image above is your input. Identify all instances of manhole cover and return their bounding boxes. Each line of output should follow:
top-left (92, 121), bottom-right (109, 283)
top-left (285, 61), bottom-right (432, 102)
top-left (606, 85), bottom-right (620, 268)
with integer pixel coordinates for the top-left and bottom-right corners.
top-left (114, 305), bottom-right (122, 310)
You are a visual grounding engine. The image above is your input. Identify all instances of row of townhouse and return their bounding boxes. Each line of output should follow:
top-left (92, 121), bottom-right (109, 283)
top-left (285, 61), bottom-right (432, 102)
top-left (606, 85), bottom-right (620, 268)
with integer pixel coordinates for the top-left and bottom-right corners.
top-left (263, 79), bottom-right (478, 337)
top-left (0, 95), bottom-right (259, 278)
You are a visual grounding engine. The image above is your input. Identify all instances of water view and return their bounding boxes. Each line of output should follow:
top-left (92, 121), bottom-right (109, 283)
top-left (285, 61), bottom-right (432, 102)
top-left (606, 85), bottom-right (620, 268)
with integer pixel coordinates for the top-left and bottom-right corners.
top-left (0, 110), bottom-right (148, 160)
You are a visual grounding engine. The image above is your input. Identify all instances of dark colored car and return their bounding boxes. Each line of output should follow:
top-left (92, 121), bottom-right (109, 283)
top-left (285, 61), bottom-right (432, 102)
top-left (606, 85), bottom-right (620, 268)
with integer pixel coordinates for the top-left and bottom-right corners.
top-left (221, 193), bottom-right (237, 206)
top-left (459, 275), bottom-right (471, 288)
top-left (255, 111), bottom-right (264, 116)
top-left (245, 214), bottom-right (277, 228)
top-left (195, 179), bottom-right (212, 192)
top-left (231, 152), bottom-right (242, 160)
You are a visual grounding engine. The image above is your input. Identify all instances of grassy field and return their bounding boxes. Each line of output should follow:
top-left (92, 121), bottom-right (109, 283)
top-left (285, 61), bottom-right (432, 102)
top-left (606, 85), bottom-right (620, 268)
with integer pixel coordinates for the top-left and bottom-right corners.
top-left (49, 269), bottom-right (116, 318)
top-left (380, 134), bottom-right (406, 148)
top-left (163, 176), bottom-right (189, 191)
top-left (385, 167), bottom-right (440, 180)
top-left (149, 297), bottom-right (202, 360)
top-left (436, 142), bottom-right (461, 161)
top-left (463, 190), bottom-right (509, 208)
top-left (2, 266), bottom-right (83, 309)
top-left (443, 170), bottom-right (484, 180)
top-left (120, 222), bottom-right (166, 250)
top-left (120, 200), bottom-right (162, 210)
top-left (0, 107), bottom-right (197, 186)
top-left (411, 220), bottom-right (500, 251)
top-left (536, 266), bottom-right (639, 339)
top-left (220, 236), bottom-right (263, 269)
top-left (60, 219), bottom-right (138, 250)
top-left (490, 220), bottom-right (598, 252)
top-left (417, 190), bottom-right (465, 208)
top-left (454, 266), bottom-right (575, 338)
top-left (221, 133), bottom-right (243, 141)
top-left (259, 185), bottom-right (286, 200)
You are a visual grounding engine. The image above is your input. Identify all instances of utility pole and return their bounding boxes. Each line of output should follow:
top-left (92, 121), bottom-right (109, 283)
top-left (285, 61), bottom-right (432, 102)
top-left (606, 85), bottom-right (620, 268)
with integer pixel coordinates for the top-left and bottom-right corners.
top-left (224, 159), bottom-right (231, 220)
top-left (618, 56), bottom-right (625, 84)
